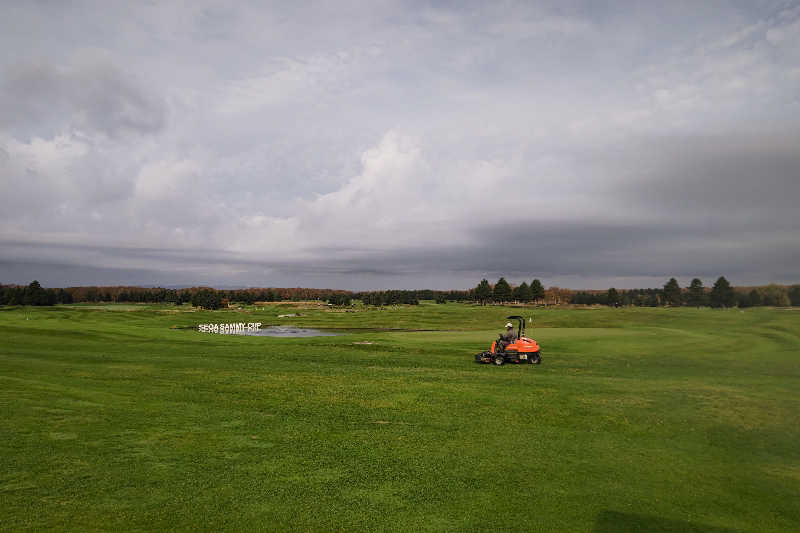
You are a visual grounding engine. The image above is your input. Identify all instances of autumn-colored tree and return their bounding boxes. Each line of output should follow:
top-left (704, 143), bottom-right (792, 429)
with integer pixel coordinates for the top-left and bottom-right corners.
top-left (759, 284), bottom-right (790, 306)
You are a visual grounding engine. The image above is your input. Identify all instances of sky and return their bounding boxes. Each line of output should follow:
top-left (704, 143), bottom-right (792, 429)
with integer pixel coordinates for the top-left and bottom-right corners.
top-left (1, 0), bottom-right (799, 291)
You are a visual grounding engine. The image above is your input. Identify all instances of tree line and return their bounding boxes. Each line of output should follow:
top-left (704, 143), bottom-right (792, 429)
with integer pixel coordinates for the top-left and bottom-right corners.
top-left (572, 277), bottom-right (800, 308)
top-left (0, 282), bottom-right (352, 309)
top-left (469, 276), bottom-right (800, 308)
top-left (0, 282), bottom-right (473, 309)
top-left (470, 278), bottom-right (546, 304)
top-left (0, 282), bottom-right (471, 310)
top-left (3, 278), bottom-right (799, 309)
top-left (353, 289), bottom-right (473, 306)
top-left (0, 281), bottom-right (74, 306)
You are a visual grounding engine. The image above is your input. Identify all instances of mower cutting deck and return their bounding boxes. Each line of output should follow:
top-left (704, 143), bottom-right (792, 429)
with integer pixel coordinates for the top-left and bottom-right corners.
top-left (475, 315), bottom-right (542, 366)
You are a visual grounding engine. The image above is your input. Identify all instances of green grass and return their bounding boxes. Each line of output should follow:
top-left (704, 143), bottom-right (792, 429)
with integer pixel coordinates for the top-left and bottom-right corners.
top-left (1, 303), bottom-right (798, 531)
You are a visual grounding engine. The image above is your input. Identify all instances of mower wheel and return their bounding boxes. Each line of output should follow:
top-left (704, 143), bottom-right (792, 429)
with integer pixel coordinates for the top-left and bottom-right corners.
top-left (493, 355), bottom-right (505, 366)
top-left (529, 351), bottom-right (541, 365)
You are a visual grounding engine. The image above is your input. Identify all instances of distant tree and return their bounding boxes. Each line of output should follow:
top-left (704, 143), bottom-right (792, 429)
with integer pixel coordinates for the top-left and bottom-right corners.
top-left (23, 280), bottom-right (53, 306)
top-left (644, 291), bottom-right (660, 307)
top-left (607, 287), bottom-right (621, 307)
top-left (789, 285), bottom-right (800, 306)
top-left (737, 292), bottom-right (752, 308)
top-left (328, 293), bottom-right (351, 306)
top-left (759, 284), bottom-right (790, 306)
top-left (45, 289), bottom-right (58, 305)
top-left (687, 278), bottom-right (706, 307)
top-left (493, 277), bottom-right (512, 302)
top-left (192, 289), bottom-right (222, 310)
top-left (663, 278), bottom-right (681, 306)
top-left (710, 276), bottom-right (735, 308)
top-left (748, 289), bottom-right (762, 307)
top-left (474, 279), bottom-right (492, 304)
top-left (620, 290), bottom-right (634, 306)
top-left (530, 279), bottom-right (545, 303)
top-left (6, 287), bottom-right (24, 305)
top-left (514, 281), bottom-right (532, 302)
top-left (23, 280), bottom-right (36, 305)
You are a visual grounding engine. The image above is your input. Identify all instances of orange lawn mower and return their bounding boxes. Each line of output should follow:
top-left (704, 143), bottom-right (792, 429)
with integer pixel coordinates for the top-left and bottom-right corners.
top-left (474, 315), bottom-right (542, 366)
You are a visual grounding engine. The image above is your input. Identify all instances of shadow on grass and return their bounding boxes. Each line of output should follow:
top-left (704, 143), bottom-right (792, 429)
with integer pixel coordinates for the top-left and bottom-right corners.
top-left (594, 511), bottom-right (742, 533)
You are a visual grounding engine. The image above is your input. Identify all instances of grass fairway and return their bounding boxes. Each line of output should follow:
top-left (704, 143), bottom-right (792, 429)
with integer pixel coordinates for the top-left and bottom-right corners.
top-left (1, 303), bottom-right (798, 532)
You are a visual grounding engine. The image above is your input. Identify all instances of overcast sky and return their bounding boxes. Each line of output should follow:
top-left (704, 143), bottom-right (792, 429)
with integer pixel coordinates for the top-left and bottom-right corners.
top-left (1, 1), bottom-right (799, 290)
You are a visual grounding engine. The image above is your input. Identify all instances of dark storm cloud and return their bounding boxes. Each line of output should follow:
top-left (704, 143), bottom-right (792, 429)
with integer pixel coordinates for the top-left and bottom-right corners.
top-left (0, 260), bottom-right (177, 289)
top-left (615, 132), bottom-right (800, 215)
top-left (275, 220), bottom-right (800, 282)
top-left (3, 210), bottom-right (798, 290)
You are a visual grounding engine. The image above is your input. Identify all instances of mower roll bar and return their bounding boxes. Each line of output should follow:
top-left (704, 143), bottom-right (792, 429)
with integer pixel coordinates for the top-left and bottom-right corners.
top-left (507, 315), bottom-right (525, 339)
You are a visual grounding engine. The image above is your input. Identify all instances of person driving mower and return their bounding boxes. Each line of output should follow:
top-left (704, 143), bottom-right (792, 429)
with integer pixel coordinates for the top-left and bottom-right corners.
top-left (497, 322), bottom-right (517, 352)
top-left (475, 316), bottom-right (542, 365)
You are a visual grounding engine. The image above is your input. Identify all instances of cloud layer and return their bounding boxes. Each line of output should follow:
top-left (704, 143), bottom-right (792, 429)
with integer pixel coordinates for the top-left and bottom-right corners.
top-left (1, 1), bottom-right (799, 289)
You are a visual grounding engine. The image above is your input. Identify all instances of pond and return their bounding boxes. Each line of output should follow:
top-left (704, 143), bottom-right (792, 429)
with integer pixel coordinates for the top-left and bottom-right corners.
top-left (191, 323), bottom-right (436, 337)
top-left (231, 325), bottom-right (340, 337)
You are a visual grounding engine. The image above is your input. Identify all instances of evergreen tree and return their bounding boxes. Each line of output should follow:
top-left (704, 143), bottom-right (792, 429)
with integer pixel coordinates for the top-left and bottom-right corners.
top-left (493, 277), bottom-right (512, 302)
top-left (192, 289), bottom-right (222, 310)
top-left (663, 278), bottom-right (681, 306)
top-left (687, 278), bottom-right (706, 307)
top-left (530, 279), bottom-right (545, 303)
top-left (607, 287), bottom-right (621, 307)
top-left (710, 276), bottom-right (735, 308)
top-left (474, 279), bottom-right (491, 304)
top-left (24, 280), bottom-right (52, 306)
top-left (514, 281), bottom-right (532, 302)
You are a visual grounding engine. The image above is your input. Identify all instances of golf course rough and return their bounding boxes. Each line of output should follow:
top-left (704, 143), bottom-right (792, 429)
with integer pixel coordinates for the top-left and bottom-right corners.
top-left (1, 303), bottom-right (798, 531)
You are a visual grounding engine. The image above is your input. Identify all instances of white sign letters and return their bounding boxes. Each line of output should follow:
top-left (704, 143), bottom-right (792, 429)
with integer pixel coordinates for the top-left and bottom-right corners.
top-left (198, 322), bottom-right (262, 334)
